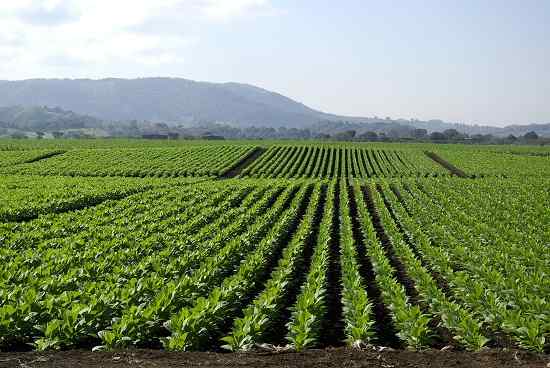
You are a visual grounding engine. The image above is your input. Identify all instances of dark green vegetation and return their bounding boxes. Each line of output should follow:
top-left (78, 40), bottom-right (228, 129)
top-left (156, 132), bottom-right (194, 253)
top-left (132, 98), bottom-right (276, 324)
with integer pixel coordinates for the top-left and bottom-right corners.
top-left (0, 139), bottom-right (548, 356)
top-left (0, 150), bottom-right (65, 167)
top-left (2, 146), bottom-right (254, 177)
top-left (240, 145), bottom-right (448, 178)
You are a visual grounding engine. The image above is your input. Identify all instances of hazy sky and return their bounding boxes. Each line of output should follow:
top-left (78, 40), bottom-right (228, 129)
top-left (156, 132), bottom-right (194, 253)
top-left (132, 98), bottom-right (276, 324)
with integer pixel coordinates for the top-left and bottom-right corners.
top-left (1, 0), bottom-right (549, 126)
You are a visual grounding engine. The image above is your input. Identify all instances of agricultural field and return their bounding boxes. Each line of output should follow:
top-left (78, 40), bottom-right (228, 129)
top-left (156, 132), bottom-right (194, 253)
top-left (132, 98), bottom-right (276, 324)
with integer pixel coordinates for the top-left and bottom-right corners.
top-left (240, 145), bottom-right (447, 178)
top-left (0, 149), bottom-right (65, 168)
top-left (0, 139), bottom-right (548, 367)
top-left (2, 146), bottom-right (255, 178)
top-left (0, 175), bottom-right (204, 222)
top-left (434, 146), bottom-right (550, 178)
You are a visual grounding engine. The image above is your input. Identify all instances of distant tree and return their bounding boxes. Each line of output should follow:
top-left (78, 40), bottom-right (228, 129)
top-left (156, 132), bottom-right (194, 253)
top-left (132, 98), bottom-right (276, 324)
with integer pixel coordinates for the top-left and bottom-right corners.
top-left (10, 132), bottom-right (27, 139)
top-left (443, 129), bottom-right (461, 139)
top-left (35, 131), bottom-right (45, 139)
top-left (52, 131), bottom-right (64, 138)
top-left (413, 128), bottom-right (428, 139)
top-left (430, 131), bottom-right (447, 141)
top-left (358, 131), bottom-right (378, 141)
top-left (470, 134), bottom-right (484, 142)
top-left (523, 131), bottom-right (539, 140)
top-left (388, 129), bottom-right (401, 139)
top-left (378, 132), bottom-right (390, 141)
top-left (470, 134), bottom-right (494, 143)
top-left (333, 130), bottom-right (356, 141)
top-left (154, 122), bottom-right (169, 130)
top-left (65, 131), bottom-right (84, 139)
top-left (507, 134), bottom-right (517, 141)
top-left (201, 134), bottom-right (224, 140)
top-left (142, 134), bottom-right (168, 140)
top-left (316, 133), bottom-right (331, 140)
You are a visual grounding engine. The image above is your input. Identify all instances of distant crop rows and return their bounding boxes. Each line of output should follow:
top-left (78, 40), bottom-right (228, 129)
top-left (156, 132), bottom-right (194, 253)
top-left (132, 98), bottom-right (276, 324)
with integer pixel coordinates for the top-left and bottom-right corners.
top-left (241, 146), bottom-right (447, 178)
top-left (0, 177), bottom-right (547, 352)
top-left (0, 175), bottom-right (203, 222)
top-left (0, 149), bottom-right (65, 167)
top-left (2, 142), bottom-right (547, 180)
top-left (3, 146), bottom-right (254, 178)
top-left (434, 148), bottom-right (550, 178)
top-left (0, 138), bottom-right (256, 151)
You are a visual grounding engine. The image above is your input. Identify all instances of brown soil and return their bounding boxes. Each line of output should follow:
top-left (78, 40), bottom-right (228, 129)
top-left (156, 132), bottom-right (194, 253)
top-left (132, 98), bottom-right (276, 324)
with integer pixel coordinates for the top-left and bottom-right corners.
top-left (0, 348), bottom-right (547, 368)
top-left (221, 147), bottom-right (266, 178)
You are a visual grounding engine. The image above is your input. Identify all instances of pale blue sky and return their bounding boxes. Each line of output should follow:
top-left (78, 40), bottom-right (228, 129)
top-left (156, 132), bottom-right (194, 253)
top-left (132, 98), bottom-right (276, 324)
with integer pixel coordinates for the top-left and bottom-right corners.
top-left (0, 0), bottom-right (548, 126)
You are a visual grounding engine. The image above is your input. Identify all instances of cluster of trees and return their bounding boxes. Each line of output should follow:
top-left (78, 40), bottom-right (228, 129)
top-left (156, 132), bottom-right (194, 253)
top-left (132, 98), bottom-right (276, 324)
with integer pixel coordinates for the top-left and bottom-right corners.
top-left (423, 129), bottom-right (540, 143)
top-left (329, 128), bottom-right (541, 144)
top-left (2, 115), bottom-right (545, 145)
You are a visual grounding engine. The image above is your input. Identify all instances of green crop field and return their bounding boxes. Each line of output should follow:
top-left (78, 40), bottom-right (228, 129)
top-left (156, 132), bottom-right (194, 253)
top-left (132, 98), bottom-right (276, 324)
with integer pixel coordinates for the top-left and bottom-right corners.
top-left (240, 145), bottom-right (447, 178)
top-left (1, 146), bottom-right (255, 178)
top-left (0, 139), bottom-right (548, 355)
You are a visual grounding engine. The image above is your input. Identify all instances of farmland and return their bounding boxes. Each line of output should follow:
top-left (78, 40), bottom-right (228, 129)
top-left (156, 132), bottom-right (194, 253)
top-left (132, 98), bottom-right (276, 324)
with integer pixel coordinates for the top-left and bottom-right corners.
top-left (434, 147), bottom-right (550, 178)
top-left (0, 150), bottom-right (65, 168)
top-left (2, 146), bottom-right (254, 178)
top-left (240, 145), bottom-right (447, 178)
top-left (0, 139), bottom-right (548, 367)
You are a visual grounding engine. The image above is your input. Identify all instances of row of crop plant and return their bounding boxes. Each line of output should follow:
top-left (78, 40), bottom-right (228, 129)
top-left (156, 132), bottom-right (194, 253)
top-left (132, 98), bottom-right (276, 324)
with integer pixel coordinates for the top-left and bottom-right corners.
top-left (0, 175), bottom-right (205, 222)
top-left (3, 146), bottom-right (254, 177)
top-left (0, 178), bottom-right (546, 352)
top-left (241, 146), bottom-right (447, 178)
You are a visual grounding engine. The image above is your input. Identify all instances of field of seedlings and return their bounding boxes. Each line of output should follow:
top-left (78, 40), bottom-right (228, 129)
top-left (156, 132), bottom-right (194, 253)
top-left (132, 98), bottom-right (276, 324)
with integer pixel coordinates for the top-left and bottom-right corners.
top-left (2, 146), bottom-right (255, 178)
top-left (0, 139), bottom-right (548, 368)
top-left (434, 146), bottom-right (550, 178)
top-left (0, 150), bottom-right (65, 167)
top-left (240, 145), bottom-right (447, 178)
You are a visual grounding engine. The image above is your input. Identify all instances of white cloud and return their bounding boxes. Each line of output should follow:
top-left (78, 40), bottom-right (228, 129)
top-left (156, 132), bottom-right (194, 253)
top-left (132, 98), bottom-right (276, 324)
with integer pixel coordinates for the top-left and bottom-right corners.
top-left (200, 0), bottom-right (272, 21)
top-left (0, 0), bottom-right (274, 79)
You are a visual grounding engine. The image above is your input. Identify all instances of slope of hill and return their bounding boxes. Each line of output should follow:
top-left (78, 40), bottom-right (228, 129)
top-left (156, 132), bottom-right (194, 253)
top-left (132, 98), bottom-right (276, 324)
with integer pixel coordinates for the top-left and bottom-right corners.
top-left (0, 106), bottom-right (101, 131)
top-left (0, 78), bottom-right (547, 136)
top-left (496, 123), bottom-right (550, 137)
top-left (0, 78), bottom-right (328, 127)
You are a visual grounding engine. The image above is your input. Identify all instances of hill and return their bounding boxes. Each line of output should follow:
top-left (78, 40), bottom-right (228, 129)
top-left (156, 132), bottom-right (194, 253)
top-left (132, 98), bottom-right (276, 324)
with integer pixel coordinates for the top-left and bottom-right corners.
top-left (0, 78), bottom-right (329, 128)
top-left (0, 106), bottom-right (101, 132)
top-left (0, 78), bottom-right (547, 137)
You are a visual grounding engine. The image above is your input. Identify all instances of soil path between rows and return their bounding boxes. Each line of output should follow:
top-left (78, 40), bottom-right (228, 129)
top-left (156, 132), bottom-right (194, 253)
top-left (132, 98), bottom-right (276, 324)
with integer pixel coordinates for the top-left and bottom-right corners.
top-left (222, 147), bottom-right (266, 178)
top-left (0, 348), bottom-right (547, 368)
top-left (424, 151), bottom-right (469, 178)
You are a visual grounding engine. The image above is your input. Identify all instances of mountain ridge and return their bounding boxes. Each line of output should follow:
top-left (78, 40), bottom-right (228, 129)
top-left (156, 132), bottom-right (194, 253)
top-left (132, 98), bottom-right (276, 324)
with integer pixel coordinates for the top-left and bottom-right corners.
top-left (0, 77), bottom-right (547, 136)
top-left (0, 77), bottom-right (331, 126)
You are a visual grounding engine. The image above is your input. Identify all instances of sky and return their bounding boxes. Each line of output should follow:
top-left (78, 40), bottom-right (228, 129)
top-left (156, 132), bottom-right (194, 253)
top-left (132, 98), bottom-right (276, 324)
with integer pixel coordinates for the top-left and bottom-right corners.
top-left (0, 0), bottom-right (549, 126)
